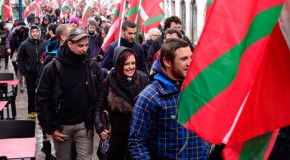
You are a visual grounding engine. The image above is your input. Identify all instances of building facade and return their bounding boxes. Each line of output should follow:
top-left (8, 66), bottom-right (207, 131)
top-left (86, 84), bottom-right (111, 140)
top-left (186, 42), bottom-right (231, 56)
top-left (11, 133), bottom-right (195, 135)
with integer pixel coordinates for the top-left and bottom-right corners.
top-left (162, 0), bottom-right (198, 45)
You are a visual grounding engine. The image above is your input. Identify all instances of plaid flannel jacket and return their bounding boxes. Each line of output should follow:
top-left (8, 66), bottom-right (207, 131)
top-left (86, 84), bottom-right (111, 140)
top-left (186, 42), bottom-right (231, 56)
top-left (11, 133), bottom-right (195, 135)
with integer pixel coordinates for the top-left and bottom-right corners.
top-left (129, 73), bottom-right (210, 160)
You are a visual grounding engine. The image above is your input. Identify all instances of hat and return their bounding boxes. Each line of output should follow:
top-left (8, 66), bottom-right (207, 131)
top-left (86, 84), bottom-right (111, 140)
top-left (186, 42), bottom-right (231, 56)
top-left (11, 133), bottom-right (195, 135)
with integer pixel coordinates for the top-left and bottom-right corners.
top-left (43, 16), bottom-right (49, 20)
top-left (67, 28), bottom-right (88, 41)
top-left (95, 16), bottom-right (101, 22)
top-left (69, 16), bottom-right (80, 25)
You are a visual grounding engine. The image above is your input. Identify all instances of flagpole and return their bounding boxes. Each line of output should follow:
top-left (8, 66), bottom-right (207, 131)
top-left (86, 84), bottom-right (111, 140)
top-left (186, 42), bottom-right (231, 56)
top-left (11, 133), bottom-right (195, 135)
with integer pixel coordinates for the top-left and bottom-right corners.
top-left (117, 0), bottom-right (127, 47)
top-left (134, 0), bottom-right (142, 42)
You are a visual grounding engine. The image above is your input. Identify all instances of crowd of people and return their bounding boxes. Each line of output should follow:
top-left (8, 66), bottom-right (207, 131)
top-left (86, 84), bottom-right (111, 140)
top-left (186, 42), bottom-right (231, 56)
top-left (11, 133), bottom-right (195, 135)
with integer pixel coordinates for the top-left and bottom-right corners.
top-left (3, 8), bottom-right (288, 159)
top-left (0, 12), bottom-right (213, 159)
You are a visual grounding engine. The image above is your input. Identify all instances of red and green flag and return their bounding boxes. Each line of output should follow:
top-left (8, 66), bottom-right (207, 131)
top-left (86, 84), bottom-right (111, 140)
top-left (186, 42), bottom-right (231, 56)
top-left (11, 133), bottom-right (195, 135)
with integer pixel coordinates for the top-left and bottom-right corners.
top-left (223, 130), bottom-right (279, 159)
top-left (101, 0), bottom-right (128, 52)
top-left (81, 0), bottom-right (94, 29)
top-left (60, 1), bottom-right (67, 18)
top-left (1, 0), bottom-right (11, 21)
top-left (177, 0), bottom-right (290, 159)
top-left (127, 0), bottom-right (164, 41)
top-left (22, 0), bottom-right (42, 19)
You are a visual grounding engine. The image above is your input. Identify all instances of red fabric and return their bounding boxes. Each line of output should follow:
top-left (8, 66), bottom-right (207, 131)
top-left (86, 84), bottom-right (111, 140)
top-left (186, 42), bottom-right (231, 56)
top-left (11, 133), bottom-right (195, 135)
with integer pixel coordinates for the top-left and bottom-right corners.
top-left (152, 49), bottom-right (160, 62)
top-left (2, 0), bottom-right (11, 21)
top-left (227, 23), bottom-right (290, 144)
top-left (101, 0), bottom-right (128, 52)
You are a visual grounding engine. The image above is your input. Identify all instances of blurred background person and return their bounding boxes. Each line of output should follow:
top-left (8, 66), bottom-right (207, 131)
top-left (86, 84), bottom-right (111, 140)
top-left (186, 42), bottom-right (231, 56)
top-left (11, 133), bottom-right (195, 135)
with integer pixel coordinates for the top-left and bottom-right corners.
top-left (10, 22), bottom-right (29, 92)
top-left (0, 22), bottom-right (10, 69)
top-left (142, 28), bottom-right (161, 67)
top-left (69, 16), bottom-right (80, 28)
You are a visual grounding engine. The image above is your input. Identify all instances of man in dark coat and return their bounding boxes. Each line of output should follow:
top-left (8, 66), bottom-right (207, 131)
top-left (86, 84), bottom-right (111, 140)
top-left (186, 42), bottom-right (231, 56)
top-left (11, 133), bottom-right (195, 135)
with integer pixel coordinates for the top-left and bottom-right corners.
top-left (86, 20), bottom-right (101, 57)
top-left (101, 20), bottom-right (148, 74)
top-left (36, 28), bottom-right (106, 160)
top-left (17, 25), bottom-right (47, 118)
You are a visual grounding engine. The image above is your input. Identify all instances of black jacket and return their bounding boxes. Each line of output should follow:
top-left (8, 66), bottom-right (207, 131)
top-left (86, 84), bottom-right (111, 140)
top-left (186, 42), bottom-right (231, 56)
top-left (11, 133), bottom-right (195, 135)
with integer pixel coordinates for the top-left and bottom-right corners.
top-left (95, 69), bottom-right (148, 159)
top-left (17, 26), bottom-right (47, 76)
top-left (101, 37), bottom-right (148, 74)
top-left (36, 47), bottom-right (108, 134)
top-left (10, 25), bottom-right (29, 56)
top-left (142, 40), bottom-right (153, 66)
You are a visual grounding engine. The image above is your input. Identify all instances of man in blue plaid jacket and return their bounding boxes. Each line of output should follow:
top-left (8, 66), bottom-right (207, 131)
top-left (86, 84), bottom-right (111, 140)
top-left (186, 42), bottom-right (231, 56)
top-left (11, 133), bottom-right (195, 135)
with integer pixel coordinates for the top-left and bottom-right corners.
top-left (129, 38), bottom-right (210, 160)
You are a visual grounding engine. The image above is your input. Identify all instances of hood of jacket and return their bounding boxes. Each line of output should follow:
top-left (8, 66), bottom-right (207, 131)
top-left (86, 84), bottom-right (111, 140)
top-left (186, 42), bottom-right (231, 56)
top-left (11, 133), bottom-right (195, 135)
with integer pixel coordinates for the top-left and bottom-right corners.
top-left (28, 25), bottom-right (42, 40)
top-left (112, 46), bottom-right (136, 68)
top-left (13, 25), bottom-right (29, 34)
top-left (45, 40), bottom-right (59, 55)
top-left (150, 55), bottom-right (184, 89)
top-left (55, 46), bottom-right (93, 68)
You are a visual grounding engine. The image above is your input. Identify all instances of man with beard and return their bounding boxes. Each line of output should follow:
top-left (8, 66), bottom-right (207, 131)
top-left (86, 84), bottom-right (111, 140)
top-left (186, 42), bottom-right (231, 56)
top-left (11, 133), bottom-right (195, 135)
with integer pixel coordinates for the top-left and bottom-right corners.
top-left (129, 38), bottom-right (210, 159)
top-left (101, 20), bottom-right (148, 74)
top-left (86, 20), bottom-right (101, 58)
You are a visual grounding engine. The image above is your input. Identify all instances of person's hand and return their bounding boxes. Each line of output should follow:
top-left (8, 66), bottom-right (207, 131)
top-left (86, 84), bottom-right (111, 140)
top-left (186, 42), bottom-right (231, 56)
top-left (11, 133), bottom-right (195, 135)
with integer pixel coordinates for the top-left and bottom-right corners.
top-left (52, 130), bottom-right (67, 142)
top-left (100, 129), bottom-right (110, 140)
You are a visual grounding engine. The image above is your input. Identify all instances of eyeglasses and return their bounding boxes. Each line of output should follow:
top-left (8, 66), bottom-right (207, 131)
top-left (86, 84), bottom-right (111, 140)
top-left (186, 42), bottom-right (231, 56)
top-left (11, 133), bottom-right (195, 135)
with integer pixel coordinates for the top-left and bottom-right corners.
top-left (152, 34), bottom-right (160, 37)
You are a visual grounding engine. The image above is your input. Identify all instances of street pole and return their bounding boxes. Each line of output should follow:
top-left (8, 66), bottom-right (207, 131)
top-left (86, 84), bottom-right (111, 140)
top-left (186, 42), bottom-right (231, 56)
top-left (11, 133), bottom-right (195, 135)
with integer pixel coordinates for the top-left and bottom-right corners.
top-left (19, 0), bottom-right (23, 22)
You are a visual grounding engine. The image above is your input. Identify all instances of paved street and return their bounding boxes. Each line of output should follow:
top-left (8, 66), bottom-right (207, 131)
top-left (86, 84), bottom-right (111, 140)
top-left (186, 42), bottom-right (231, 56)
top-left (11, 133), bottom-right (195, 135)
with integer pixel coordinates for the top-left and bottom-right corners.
top-left (1, 59), bottom-right (100, 160)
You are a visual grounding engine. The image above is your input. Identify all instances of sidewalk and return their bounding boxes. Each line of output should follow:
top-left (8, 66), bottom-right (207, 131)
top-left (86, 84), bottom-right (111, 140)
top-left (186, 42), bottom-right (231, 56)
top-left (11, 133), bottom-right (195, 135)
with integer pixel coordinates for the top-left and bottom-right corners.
top-left (0, 59), bottom-right (100, 160)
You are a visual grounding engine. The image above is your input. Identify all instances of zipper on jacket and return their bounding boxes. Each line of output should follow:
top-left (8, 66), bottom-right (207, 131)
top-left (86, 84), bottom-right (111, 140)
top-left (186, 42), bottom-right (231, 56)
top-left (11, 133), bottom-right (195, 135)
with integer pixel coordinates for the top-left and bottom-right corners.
top-left (35, 41), bottom-right (39, 72)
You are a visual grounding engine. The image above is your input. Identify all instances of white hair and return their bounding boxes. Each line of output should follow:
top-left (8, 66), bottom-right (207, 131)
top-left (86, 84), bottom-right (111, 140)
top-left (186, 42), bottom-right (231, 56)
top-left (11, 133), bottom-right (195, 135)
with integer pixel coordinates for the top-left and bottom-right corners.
top-left (145, 28), bottom-right (161, 40)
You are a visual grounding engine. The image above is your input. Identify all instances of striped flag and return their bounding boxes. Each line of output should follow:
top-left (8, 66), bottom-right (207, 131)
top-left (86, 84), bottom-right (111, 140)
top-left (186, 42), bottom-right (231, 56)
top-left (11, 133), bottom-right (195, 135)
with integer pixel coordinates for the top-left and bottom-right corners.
top-left (101, 0), bottom-right (128, 52)
top-left (22, 0), bottom-right (42, 19)
top-left (127, 0), bottom-right (164, 40)
top-left (51, 0), bottom-right (60, 10)
top-left (81, 0), bottom-right (94, 29)
top-left (141, 0), bottom-right (164, 34)
top-left (60, 1), bottom-right (67, 18)
top-left (177, 0), bottom-right (290, 159)
top-left (1, 0), bottom-right (11, 21)
top-left (70, 0), bottom-right (77, 16)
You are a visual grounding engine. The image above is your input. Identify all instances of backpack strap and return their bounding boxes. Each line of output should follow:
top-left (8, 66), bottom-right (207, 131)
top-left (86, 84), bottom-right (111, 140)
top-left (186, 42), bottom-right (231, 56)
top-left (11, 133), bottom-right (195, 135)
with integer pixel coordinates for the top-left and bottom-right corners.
top-left (52, 58), bottom-right (64, 113)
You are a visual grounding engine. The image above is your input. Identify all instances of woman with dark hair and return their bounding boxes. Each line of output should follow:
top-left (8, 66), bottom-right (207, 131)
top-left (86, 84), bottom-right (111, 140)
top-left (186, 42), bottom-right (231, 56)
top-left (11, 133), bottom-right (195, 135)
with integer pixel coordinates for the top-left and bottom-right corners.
top-left (95, 46), bottom-right (148, 160)
top-left (0, 21), bottom-right (9, 69)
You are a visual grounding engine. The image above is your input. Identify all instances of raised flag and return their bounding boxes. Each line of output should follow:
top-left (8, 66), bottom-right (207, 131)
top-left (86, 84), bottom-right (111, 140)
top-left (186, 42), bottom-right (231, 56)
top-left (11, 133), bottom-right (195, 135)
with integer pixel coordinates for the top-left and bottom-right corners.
top-left (126, 0), bottom-right (164, 41)
top-left (81, 0), bottom-right (94, 29)
top-left (101, 0), bottom-right (128, 52)
top-left (22, 0), bottom-right (42, 19)
top-left (51, 0), bottom-right (60, 10)
top-left (177, 0), bottom-right (290, 158)
top-left (70, 0), bottom-right (77, 15)
top-left (127, 0), bottom-right (164, 34)
top-left (223, 130), bottom-right (279, 159)
top-left (141, 0), bottom-right (164, 34)
top-left (1, 0), bottom-right (11, 21)
top-left (60, 1), bottom-right (67, 18)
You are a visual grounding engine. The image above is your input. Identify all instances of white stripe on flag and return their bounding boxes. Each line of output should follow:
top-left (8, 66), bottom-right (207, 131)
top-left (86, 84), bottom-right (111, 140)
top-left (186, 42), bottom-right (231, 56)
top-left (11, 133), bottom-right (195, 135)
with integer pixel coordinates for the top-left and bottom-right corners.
top-left (140, 6), bottom-right (149, 21)
top-left (222, 91), bottom-right (250, 144)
